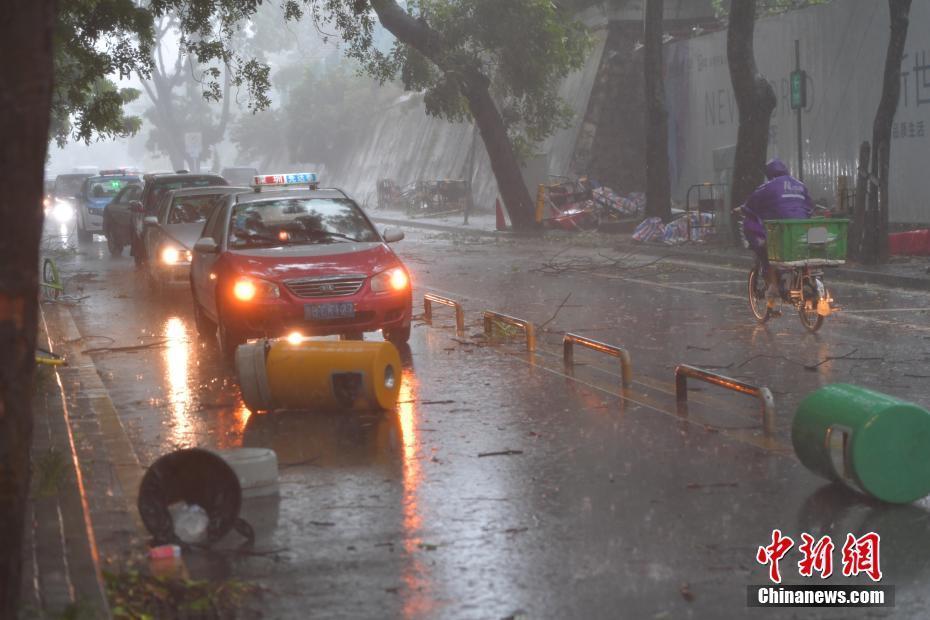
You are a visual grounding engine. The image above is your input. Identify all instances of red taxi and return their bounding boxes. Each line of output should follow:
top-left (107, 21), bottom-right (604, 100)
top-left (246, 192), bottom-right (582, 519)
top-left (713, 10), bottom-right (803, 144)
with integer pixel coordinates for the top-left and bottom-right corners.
top-left (189, 173), bottom-right (412, 357)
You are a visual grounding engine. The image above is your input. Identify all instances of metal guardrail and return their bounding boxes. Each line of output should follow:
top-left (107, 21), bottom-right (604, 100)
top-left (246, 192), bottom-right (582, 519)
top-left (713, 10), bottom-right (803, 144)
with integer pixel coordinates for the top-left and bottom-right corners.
top-left (423, 293), bottom-right (465, 336)
top-left (483, 311), bottom-right (536, 352)
top-left (563, 333), bottom-right (632, 389)
top-left (675, 364), bottom-right (775, 436)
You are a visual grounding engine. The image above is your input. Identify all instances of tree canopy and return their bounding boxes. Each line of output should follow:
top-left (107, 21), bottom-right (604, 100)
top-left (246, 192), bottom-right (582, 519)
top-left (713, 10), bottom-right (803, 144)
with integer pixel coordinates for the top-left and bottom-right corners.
top-left (51, 0), bottom-right (272, 148)
top-left (302, 0), bottom-right (590, 159)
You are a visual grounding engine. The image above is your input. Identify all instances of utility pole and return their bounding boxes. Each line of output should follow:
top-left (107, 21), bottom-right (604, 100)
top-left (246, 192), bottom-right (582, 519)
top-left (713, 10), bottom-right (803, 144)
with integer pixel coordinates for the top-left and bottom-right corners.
top-left (790, 40), bottom-right (806, 181)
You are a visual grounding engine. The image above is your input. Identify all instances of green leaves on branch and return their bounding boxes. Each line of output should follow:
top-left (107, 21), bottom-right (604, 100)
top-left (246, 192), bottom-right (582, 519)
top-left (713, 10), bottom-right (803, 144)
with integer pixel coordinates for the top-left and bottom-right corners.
top-left (53, 0), bottom-right (274, 146)
top-left (311, 0), bottom-right (592, 158)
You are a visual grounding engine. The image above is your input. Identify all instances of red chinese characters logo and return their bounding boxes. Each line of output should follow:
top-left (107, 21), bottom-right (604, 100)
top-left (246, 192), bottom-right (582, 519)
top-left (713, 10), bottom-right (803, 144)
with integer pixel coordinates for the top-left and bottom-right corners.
top-left (756, 529), bottom-right (794, 584)
top-left (841, 532), bottom-right (882, 582)
top-left (798, 533), bottom-right (834, 578)
top-left (757, 531), bottom-right (882, 583)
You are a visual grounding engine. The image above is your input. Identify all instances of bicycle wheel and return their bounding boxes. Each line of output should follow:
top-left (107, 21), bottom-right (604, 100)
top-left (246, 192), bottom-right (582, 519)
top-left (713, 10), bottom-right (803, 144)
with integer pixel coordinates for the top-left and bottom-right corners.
top-left (798, 279), bottom-right (824, 333)
top-left (42, 258), bottom-right (62, 300)
top-left (748, 266), bottom-right (770, 323)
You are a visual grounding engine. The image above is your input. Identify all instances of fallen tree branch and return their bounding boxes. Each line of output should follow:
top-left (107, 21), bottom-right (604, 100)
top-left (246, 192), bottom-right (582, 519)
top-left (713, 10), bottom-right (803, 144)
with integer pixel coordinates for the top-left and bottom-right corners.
top-left (82, 339), bottom-right (170, 354)
top-left (538, 292), bottom-right (572, 330)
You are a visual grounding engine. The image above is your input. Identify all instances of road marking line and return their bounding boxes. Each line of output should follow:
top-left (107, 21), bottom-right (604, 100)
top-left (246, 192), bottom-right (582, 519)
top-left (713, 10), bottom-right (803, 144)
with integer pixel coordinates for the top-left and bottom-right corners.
top-left (500, 345), bottom-right (790, 454)
top-left (587, 271), bottom-right (930, 330)
top-left (840, 307), bottom-right (930, 314)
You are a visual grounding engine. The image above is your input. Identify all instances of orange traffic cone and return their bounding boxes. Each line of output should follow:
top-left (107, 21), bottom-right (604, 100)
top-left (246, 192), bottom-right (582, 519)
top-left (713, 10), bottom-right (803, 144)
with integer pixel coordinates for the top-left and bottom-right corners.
top-left (495, 198), bottom-right (508, 231)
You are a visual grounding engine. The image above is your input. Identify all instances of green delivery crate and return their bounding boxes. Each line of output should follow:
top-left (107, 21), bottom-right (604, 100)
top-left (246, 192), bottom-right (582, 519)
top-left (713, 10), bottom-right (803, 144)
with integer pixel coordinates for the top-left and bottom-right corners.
top-left (765, 218), bottom-right (849, 265)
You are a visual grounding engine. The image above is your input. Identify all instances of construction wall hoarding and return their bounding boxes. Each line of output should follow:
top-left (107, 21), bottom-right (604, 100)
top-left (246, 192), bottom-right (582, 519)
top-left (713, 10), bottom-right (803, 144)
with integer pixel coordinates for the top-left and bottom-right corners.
top-left (665, 0), bottom-right (930, 224)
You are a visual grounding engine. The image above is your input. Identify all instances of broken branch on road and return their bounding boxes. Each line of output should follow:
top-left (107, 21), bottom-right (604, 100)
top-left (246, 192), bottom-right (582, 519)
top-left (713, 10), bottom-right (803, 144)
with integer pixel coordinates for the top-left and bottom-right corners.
top-left (478, 449), bottom-right (524, 458)
top-left (82, 339), bottom-right (170, 354)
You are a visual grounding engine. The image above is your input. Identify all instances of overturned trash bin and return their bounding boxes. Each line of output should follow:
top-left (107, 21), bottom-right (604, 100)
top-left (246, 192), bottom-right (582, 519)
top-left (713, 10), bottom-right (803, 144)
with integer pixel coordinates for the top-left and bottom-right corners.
top-left (138, 448), bottom-right (243, 545)
top-left (793, 384), bottom-right (930, 503)
top-left (236, 338), bottom-right (402, 413)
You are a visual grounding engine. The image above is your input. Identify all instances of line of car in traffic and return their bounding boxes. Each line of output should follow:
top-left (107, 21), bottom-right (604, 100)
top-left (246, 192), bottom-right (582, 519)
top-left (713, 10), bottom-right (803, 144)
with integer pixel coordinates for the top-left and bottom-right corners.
top-left (46, 169), bottom-right (413, 356)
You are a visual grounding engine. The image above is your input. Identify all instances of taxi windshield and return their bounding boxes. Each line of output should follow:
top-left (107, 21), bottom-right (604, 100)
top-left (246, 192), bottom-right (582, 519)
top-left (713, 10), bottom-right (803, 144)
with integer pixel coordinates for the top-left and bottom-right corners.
top-left (167, 195), bottom-right (220, 224)
top-left (229, 198), bottom-right (379, 249)
top-left (86, 177), bottom-right (132, 199)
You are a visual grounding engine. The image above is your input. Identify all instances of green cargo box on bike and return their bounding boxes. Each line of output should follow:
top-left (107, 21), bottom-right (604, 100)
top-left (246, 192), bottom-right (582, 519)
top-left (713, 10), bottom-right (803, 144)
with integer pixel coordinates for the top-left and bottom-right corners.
top-left (765, 218), bottom-right (850, 266)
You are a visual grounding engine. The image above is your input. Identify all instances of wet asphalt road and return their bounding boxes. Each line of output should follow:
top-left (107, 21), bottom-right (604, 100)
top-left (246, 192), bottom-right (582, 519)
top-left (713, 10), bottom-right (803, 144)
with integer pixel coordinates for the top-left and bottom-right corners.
top-left (42, 220), bottom-right (930, 619)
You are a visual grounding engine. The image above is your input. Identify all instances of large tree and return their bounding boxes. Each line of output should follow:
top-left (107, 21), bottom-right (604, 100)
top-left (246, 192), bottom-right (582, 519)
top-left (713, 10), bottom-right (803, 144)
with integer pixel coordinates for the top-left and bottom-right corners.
top-left (643, 0), bottom-right (671, 221)
top-left (860, 0), bottom-right (912, 264)
top-left (0, 2), bottom-right (57, 614)
top-left (140, 18), bottom-right (235, 171)
top-left (726, 0), bottom-right (777, 219)
top-left (309, 0), bottom-right (589, 230)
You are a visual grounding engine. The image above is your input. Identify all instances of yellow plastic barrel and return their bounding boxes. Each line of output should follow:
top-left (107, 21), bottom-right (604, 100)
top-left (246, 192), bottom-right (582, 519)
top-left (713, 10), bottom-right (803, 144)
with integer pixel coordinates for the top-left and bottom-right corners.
top-left (236, 338), bottom-right (401, 412)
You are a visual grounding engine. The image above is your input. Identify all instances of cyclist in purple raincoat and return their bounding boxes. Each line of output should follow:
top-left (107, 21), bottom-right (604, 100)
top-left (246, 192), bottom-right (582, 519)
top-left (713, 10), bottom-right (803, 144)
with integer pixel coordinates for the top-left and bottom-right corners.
top-left (742, 158), bottom-right (813, 305)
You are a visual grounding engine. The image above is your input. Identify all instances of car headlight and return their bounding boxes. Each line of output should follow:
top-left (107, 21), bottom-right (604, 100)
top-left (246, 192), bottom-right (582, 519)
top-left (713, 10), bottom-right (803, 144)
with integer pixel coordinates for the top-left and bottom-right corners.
top-left (232, 276), bottom-right (280, 302)
top-left (370, 267), bottom-right (410, 293)
top-left (160, 246), bottom-right (192, 265)
top-left (51, 199), bottom-right (73, 222)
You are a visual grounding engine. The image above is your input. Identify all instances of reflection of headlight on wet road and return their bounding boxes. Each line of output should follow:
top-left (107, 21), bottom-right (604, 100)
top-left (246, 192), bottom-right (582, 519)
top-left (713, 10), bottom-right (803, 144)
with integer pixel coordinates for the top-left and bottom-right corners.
top-left (51, 200), bottom-right (73, 222)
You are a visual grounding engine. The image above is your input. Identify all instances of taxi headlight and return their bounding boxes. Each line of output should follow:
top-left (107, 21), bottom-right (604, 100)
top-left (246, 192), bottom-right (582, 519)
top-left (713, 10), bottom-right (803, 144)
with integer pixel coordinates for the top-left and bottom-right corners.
top-left (371, 267), bottom-right (410, 293)
top-left (232, 276), bottom-right (279, 302)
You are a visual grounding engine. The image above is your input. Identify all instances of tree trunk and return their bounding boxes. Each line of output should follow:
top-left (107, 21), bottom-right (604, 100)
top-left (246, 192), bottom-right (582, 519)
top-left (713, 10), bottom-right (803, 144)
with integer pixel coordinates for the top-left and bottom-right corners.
top-left (726, 1), bottom-right (777, 214)
top-left (369, 0), bottom-right (536, 229)
top-left (850, 141), bottom-right (871, 258)
top-left (0, 0), bottom-right (57, 614)
top-left (643, 0), bottom-right (671, 221)
top-left (863, 0), bottom-right (911, 264)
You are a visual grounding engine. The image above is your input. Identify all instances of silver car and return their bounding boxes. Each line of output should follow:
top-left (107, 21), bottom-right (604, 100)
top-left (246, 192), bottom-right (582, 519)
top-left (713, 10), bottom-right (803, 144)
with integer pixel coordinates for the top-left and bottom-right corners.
top-left (142, 185), bottom-right (249, 289)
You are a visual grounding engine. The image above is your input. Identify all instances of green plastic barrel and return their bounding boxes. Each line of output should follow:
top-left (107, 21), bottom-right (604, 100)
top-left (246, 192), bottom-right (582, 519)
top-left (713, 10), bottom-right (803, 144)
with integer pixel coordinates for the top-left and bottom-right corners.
top-left (793, 384), bottom-right (930, 504)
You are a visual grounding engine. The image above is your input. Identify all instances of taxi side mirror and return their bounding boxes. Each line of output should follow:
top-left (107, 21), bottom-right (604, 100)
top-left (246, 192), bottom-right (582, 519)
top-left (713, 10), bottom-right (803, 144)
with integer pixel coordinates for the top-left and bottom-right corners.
top-left (193, 238), bottom-right (219, 254)
top-left (143, 216), bottom-right (158, 226)
top-left (382, 227), bottom-right (404, 243)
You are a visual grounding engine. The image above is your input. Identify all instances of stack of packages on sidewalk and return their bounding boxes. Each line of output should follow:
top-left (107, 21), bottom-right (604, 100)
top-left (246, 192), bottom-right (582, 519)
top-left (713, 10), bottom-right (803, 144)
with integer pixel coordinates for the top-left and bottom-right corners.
top-left (632, 212), bottom-right (716, 244)
top-left (592, 187), bottom-right (645, 218)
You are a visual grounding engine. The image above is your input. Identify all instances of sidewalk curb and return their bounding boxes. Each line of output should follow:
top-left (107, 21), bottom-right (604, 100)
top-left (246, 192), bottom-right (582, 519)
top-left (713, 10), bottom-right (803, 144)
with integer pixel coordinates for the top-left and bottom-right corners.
top-left (372, 215), bottom-right (503, 238)
top-left (374, 215), bottom-right (930, 292)
top-left (27, 306), bottom-right (112, 618)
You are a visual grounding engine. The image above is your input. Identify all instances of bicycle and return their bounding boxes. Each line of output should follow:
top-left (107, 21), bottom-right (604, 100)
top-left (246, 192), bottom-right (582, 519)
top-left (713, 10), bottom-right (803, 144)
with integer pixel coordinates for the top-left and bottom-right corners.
top-left (740, 210), bottom-right (847, 333)
top-left (748, 259), bottom-right (835, 333)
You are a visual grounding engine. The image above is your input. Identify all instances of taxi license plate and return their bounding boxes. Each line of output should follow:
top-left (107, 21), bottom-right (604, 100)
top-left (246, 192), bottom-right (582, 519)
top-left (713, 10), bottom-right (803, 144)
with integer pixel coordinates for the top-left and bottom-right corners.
top-left (305, 302), bottom-right (355, 320)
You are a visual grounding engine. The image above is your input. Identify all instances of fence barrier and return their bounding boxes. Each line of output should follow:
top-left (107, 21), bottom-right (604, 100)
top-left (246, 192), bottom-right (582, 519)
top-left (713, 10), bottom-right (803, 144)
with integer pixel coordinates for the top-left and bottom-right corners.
top-left (483, 311), bottom-right (536, 352)
top-left (563, 333), bottom-right (632, 389)
top-left (423, 293), bottom-right (465, 336)
top-left (675, 364), bottom-right (775, 436)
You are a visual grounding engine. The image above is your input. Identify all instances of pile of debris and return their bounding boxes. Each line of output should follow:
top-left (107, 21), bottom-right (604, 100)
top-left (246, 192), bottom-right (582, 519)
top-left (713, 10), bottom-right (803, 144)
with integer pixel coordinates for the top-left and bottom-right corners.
top-left (541, 177), bottom-right (645, 232)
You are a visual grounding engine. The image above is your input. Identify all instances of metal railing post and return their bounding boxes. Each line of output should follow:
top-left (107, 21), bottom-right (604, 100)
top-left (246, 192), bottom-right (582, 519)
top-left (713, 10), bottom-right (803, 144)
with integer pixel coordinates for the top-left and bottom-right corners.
top-left (423, 293), bottom-right (465, 336)
top-left (483, 311), bottom-right (535, 352)
top-left (562, 333), bottom-right (633, 389)
top-left (675, 364), bottom-right (776, 436)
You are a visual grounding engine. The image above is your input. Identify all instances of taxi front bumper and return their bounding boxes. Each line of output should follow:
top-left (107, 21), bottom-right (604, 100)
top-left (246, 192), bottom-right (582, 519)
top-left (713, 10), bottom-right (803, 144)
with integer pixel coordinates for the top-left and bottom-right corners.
top-left (225, 288), bottom-right (412, 338)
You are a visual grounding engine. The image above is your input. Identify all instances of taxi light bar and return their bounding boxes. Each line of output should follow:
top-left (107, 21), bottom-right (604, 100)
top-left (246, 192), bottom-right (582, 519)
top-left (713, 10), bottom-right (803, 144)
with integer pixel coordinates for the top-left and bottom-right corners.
top-left (252, 172), bottom-right (319, 189)
top-left (99, 167), bottom-right (139, 176)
